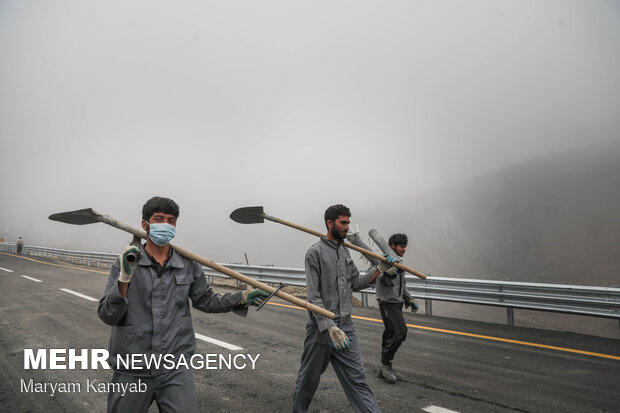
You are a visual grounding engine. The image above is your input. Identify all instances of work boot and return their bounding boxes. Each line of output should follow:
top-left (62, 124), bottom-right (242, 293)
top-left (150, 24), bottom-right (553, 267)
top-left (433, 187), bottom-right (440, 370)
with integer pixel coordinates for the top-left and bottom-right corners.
top-left (393, 370), bottom-right (403, 381)
top-left (376, 360), bottom-right (384, 379)
top-left (377, 364), bottom-right (397, 384)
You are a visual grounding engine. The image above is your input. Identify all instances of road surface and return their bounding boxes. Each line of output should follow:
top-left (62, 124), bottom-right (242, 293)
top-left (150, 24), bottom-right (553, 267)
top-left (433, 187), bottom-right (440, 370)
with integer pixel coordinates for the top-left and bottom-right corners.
top-left (1, 252), bottom-right (618, 412)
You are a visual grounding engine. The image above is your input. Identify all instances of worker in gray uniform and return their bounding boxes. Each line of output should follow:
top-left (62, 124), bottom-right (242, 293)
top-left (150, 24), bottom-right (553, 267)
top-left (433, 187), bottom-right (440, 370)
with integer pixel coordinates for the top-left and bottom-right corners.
top-left (374, 233), bottom-right (418, 384)
top-left (98, 196), bottom-right (269, 413)
top-left (292, 204), bottom-right (396, 413)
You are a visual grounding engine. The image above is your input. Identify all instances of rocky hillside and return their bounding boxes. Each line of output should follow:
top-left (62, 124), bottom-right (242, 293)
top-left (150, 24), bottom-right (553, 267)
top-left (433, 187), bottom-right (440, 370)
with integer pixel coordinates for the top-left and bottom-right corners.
top-left (391, 139), bottom-right (620, 286)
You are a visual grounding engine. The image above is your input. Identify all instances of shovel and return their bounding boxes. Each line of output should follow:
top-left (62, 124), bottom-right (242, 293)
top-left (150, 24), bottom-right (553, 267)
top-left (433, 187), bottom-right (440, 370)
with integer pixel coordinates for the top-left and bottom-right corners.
top-left (229, 206), bottom-right (427, 280)
top-left (48, 208), bottom-right (335, 319)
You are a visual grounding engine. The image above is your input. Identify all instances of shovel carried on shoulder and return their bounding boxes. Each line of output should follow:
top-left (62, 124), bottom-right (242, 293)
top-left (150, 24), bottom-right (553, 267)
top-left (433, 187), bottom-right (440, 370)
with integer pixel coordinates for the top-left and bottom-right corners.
top-left (230, 206), bottom-right (427, 280)
top-left (48, 208), bottom-right (335, 319)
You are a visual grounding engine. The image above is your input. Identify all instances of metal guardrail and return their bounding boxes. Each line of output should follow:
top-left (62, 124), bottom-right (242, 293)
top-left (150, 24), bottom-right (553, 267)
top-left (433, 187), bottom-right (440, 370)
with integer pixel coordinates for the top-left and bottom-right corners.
top-left (405, 275), bottom-right (620, 326)
top-left (1, 244), bottom-right (120, 267)
top-left (203, 263), bottom-right (307, 287)
top-left (2, 243), bottom-right (619, 327)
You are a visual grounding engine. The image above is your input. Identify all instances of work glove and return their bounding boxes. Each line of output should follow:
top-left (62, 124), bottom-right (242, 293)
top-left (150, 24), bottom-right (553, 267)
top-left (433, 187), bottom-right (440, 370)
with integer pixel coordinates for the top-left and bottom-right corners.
top-left (328, 326), bottom-right (350, 352)
top-left (118, 245), bottom-right (141, 283)
top-left (240, 289), bottom-right (270, 306)
top-left (378, 254), bottom-right (399, 278)
top-left (405, 298), bottom-right (419, 313)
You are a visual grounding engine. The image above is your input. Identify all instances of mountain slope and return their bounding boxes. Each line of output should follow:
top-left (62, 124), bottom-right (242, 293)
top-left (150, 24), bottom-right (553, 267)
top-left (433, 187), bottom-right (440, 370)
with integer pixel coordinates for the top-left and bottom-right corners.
top-left (392, 139), bottom-right (620, 286)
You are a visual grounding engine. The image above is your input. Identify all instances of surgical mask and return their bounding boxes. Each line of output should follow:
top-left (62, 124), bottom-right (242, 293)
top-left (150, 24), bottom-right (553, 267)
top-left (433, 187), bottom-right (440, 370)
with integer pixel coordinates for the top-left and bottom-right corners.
top-left (147, 223), bottom-right (176, 246)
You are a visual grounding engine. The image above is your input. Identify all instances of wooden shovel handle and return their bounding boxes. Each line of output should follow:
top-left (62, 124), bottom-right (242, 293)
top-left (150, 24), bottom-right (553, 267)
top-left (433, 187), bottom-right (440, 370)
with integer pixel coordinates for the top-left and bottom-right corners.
top-left (96, 213), bottom-right (336, 319)
top-left (172, 246), bottom-right (335, 319)
top-left (265, 214), bottom-right (427, 280)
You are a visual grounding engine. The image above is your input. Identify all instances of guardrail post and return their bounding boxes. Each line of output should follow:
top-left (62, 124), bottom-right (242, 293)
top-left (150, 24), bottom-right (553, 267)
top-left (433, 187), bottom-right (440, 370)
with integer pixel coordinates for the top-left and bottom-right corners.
top-left (507, 307), bottom-right (514, 326)
top-left (361, 293), bottom-right (368, 307)
top-left (425, 299), bottom-right (432, 316)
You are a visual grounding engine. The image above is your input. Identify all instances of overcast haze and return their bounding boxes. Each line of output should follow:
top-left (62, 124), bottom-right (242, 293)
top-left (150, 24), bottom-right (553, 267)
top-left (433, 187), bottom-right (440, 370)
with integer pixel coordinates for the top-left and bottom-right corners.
top-left (1, 1), bottom-right (619, 269)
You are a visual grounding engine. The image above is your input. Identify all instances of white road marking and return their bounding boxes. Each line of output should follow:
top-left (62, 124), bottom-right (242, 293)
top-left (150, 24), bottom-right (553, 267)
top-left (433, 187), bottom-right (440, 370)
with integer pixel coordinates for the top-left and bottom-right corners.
top-left (195, 333), bottom-right (243, 351)
top-left (60, 288), bottom-right (98, 302)
top-left (423, 406), bottom-right (461, 413)
top-left (0, 267), bottom-right (14, 272)
top-left (21, 275), bottom-right (42, 282)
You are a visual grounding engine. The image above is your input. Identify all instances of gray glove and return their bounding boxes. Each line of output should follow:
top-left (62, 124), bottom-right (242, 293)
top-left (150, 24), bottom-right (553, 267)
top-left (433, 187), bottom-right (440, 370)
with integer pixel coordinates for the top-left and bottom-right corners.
top-left (240, 289), bottom-right (270, 306)
top-left (328, 326), bottom-right (350, 352)
top-left (118, 245), bottom-right (141, 283)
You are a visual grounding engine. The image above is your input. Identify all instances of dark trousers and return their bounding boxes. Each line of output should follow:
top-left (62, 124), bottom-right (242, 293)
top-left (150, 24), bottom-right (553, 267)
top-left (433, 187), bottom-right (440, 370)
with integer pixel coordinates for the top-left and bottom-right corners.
top-left (379, 302), bottom-right (408, 367)
top-left (292, 321), bottom-right (380, 413)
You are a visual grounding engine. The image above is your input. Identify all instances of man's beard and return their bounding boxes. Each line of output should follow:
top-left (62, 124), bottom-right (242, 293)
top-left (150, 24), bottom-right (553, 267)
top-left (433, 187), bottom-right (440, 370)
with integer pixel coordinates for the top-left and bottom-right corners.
top-left (330, 226), bottom-right (346, 240)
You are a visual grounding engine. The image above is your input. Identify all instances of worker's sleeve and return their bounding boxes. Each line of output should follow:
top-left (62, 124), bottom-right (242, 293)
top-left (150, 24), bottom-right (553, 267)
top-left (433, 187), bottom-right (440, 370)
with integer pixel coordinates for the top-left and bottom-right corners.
top-left (351, 262), bottom-right (377, 292)
top-left (306, 248), bottom-right (335, 332)
top-left (189, 262), bottom-right (248, 316)
top-left (98, 258), bottom-right (129, 326)
top-left (402, 272), bottom-right (413, 302)
top-left (367, 265), bottom-right (379, 286)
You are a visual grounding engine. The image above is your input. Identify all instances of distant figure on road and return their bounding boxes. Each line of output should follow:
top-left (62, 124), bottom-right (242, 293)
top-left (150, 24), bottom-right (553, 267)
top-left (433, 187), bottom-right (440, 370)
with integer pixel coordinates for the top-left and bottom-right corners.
top-left (98, 196), bottom-right (269, 413)
top-left (16, 237), bottom-right (24, 255)
top-left (374, 233), bottom-right (418, 384)
top-left (292, 204), bottom-right (395, 413)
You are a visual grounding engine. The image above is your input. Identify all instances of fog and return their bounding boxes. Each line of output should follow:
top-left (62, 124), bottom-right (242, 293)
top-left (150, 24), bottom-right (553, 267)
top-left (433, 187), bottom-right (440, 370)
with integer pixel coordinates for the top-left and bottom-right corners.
top-left (1, 1), bottom-right (619, 269)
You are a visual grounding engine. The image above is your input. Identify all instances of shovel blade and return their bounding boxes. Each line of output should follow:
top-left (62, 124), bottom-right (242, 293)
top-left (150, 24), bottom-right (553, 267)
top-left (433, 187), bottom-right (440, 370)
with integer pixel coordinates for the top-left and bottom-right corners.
top-left (229, 206), bottom-right (265, 224)
top-left (49, 208), bottom-right (102, 225)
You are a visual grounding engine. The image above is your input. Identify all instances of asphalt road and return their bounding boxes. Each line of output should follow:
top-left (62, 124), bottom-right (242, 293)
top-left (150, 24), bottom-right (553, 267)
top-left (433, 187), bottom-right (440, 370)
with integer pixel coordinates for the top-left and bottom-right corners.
top-left (1, 252), bottom-right (619, 413)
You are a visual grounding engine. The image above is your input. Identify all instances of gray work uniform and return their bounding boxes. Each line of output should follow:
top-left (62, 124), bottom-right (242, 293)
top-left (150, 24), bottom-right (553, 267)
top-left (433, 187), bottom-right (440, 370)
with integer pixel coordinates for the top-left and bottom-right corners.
top-left (292, 237), bottom-right (380, 413)
top-left (373, 269), bottom-right (412, 367)
top-left (374, 268), bottom-right (412, 304)
top-left (98, 245), bottom-right (246, 413)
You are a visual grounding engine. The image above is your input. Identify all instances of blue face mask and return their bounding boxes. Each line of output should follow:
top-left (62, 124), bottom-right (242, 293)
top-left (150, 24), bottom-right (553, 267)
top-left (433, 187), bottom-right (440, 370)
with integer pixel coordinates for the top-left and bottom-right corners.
top-left (147, 223), bottom-right (176, 246)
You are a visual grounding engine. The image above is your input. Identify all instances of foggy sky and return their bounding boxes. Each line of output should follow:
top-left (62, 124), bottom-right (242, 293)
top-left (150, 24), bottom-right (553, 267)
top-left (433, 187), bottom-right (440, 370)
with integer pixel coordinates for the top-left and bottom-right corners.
top-left (1, 1), bottom-right (619, 268)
